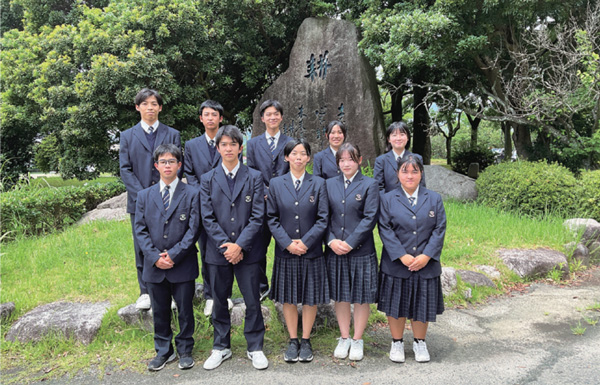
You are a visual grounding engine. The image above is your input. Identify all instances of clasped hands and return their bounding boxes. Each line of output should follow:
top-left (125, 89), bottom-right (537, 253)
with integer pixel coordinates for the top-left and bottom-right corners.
top-left (155, 250), bottom-right (174, 269)
top-left (286, 239), bottom-right (308, 256)
top-left (220, 242), bottom-right (243, 264)
top-left (329, 239), bottom-right (352, 256)
top-left (399, 254), bottom-right (431, 271)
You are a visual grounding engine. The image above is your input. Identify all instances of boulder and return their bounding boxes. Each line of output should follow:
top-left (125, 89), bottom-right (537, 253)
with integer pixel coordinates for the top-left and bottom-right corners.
top-left (274, 300), bottom-right (337, 329)
top-left (194, 282), bottom-right (205, 301)
top-left (230, 303), bottom-right (271, 327)
top-left (498, 248), bottom-right (569, 279)
top-left (6, 301), bottom-right (110, 344)
top-left (77, 192), bottom-right (128, 225)
top-left (588, 241), bottom-right (600, 264)
top-left (97, 192), bottom-right (127, 210)
top-left (467, 163), bottom-right (479, 179)
top-left (563, 218), bottom-right (600, 244)
top-left (474, 265), bottom-right (502, 280)
top-left (117, 304), bottom-right (153, 332)
top-left (1, 302), bottom-right (15, 320)
top-left (424, 165), bottom-right (477, 201)
top-left (441, 267), bottom-right (457, 295)
top-left (456, 270), bottom-right (496, 288)
top-left (565, 242), bottom-right (591, 268)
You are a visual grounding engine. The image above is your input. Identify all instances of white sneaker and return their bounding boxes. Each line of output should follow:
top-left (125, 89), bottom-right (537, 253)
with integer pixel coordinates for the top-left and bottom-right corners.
top-left (334, 337), bottom-right (351, 359)
top-left (204, 299), bottom-right (214, 316)
top-left (389, 341), bottom-right (405, 363)
top-left (135, 294), bottom-right (151, 310)
top-left (413, 340), bottom-right (430, 362)
top-left (247, 350), bottom-right (269, 370)
top-left (348, 339), bottom-right (364, 361)
top-left (227, 298), bottom-right (234, 311)
top-left (203, 349), bottom-right (232, 370)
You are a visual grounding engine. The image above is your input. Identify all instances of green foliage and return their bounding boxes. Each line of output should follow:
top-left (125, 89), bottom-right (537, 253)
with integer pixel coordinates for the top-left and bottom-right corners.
top-left (577, 170), bottom-right (600, 221)
top-left (33, 134), bottom-right (61, 173)
top-left (451, 146), bottom-right (496, 176)
top-left (476, 161), bottom-right (578, 217)
top-left (0, 180), bottom-right (125, 241)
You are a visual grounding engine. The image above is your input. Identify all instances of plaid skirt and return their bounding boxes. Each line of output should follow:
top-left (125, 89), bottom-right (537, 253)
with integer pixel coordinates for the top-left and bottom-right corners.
top-left (327, 251), bottom-right (378, 304)
top-left (270, 255), bottom-right (330, 306)
top-left (377, 272), bottom-right (444, 323)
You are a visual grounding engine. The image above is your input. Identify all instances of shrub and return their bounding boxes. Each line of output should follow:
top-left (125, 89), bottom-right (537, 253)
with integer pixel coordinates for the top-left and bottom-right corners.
top-left (577, 170), bottom-right (600, 221)
top-left (1, 181), bottom-right (125, 241)
top-left (451, 146), bottom-right (496, 176)
top-left (476, 161), bottom-right (578, 217)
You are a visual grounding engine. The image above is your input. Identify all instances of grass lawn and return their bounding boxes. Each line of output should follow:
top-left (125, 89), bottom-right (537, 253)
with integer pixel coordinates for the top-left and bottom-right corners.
top-left (0, 200), bottom-right (576, 383)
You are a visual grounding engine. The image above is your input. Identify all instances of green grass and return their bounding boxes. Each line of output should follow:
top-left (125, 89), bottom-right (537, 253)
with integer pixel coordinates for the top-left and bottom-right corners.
top-left (0, 200), bottom-right (576, 382)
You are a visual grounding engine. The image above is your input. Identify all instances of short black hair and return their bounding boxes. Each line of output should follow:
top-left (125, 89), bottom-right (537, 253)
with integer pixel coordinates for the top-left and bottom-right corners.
top-left (199, 100), bottom-right (224, 117)
top-left (385, 121), bottom-right (411, 152)
top-left (335, 142), bottom-right (361, 165)
top-left (135, 88), bottom-right (163, 106)
top-left (284, 138), bottom-right (311, 157)
top-left (326, 120), bottom-right (347, 140)
top-left (260, 99), bottom-right (284, 117)
top-left (215, 125), bottom-right (244, 147)
top-left (154, 143), bottom-right (181, 162)
top-left (397, 154), bottom-right (424, 174)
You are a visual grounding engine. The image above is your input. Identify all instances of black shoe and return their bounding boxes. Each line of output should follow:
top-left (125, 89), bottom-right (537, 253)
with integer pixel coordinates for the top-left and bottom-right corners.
top-left (178, 353), bottom-right (195, 370)
top-left (148, 352), bottom-right (176, 371)
top-left (259, 287), bottom-right (271, 302)
top-left (284, 339), bottom-right (300, 362)
top-left (299, 339), bottom-right (313, 362)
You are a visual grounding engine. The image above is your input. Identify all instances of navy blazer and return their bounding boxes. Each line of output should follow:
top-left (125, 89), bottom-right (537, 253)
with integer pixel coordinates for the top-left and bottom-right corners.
top-left (267, 173), bottom-right (328, 259)
top-left (378, 187), bottom-right (446, 279)
top-left (246, 133), bottom-right (292, 195)
top-left (313, 148), bottom-right (341, 179)
top-left (183, 134), bottom-right (220, 186)
top-left (373, 150), bottom-right (426, 195)
top-left (200, 164), bottom-right (265, 266)
top-left (326, 172), bottom-right (379, 258)
top-left (134, 182), bottom-right (200, 283)
top-left (120, 122), bottom-right (182, 213)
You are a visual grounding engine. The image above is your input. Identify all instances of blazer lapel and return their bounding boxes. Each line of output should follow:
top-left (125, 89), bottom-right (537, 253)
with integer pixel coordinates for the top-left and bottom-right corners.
top-left (165, 182), bottom-right (186, 220)
top-left (414, 188), bottom-right (429, 213)
top-left (386, 151), bottom-right (398, 172)
top-left (154, 123), bottom-right (168, 150)
top-left (258, 135), bottom-right (272, 156)
top-left (297, 173), bottom-right (313, 201)
top-left (272, 134), bottom-right (287, 159)
top-left (214, 167), bottom-right (233, 200)
top-left (231, 164), bottom-right (248, 201)
top-left (282, 174), bottom-right (296, 198)
top-left (133, 124), bottom-right (152, 152)
top-left (325, 150), bottom-right (339, 173)
top-left (151, 184), bottom-right (166, 216)
top-left (345, 172), bottom-right (363, 197)
top-left (396, 189), bottom-right (414, 212)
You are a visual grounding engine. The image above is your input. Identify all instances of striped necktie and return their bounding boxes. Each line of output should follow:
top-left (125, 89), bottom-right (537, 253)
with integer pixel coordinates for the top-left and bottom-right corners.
top-left (345, 179), bottom-right (351, 189)
top-left (408, 197), bottom-right (416, 207)
top-left (269, 137), bottom-right (276, 156)
top-left (162, 185), bottom-right (170, 210)
top-left (295, 179), bottom-right (301, 192)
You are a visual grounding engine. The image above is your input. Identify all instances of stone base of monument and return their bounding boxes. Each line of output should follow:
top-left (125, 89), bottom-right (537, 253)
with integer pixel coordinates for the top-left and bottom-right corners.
top-left (274, 301), bottom-right (338, 330)
top-left (117, 304), bottom-right (154, 333)
top-left (498, 248), bottom-right (569, 279)
top-left (456, 270), bottom-right (495, 288)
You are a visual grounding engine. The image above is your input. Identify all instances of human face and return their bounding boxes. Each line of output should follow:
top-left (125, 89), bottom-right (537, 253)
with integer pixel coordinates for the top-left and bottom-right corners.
top-left (338, 151), bottom-right (361, 179)
top-left (327, 125), bottom-right (345, 149)
top-left (136, 95), bottom-right (162, 125)
top-left (285, 144), bottom-right (310, 174)
top-left (388, 129), bottom-right (408, 152)
top-left (155, 153), bottom-right (181, 184)
top-left (398, 163), bottom-right (421, 195)
top-left (216, 135), bottom-right (242, 165)
top-left (261, 106), bottom-right (283, 133)
top-left (200, 107), bottom-right (223, 134)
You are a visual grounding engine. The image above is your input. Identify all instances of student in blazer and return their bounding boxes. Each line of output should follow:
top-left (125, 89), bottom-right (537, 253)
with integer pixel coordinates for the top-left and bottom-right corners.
top-left (134, 144), bottom-right (200, 371)
top-left (313, 120), bottom-right (346, 179)
top-left (267, 139), bottom-right (329, 363)
top-left (378, 155), bottom-right (446, 364)
top-left (120, 88), bottom-right (182, 309)
top-left (199, 125), bottom-right (268, 371)
top-left (373, 121), bottom-right (425, 195)
top-left (326, 143), bottom-right (379, 361)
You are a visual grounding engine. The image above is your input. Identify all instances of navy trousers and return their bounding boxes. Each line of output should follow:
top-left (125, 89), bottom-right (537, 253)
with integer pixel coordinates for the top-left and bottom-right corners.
top-left (130, 213), bottom-right (147, 295)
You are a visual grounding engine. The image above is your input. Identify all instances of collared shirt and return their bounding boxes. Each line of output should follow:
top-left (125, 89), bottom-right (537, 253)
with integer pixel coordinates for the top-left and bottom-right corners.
top-left (290, 172), bottom-right (306, 190)
top-left (221, 160), bottom-right (241, 178)
top-left (402, 185), bottom-right (420, 207)
top-left (205, 133), bottom-right (217, 146)
top-left (343, 170), bottom-right (359, 186)
top-left (330, 146), bottom-right (338, 158)
top-left (265, 131), bottom-right (281, 149)
top-left (141, 120), bottom-right (159, 134)
top-left (160, 177), bottom-right (179, 207)
top-left (392, 149), bottom-right (406, 162)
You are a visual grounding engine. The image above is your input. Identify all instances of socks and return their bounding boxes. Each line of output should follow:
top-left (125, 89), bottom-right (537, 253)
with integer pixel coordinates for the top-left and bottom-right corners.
top-left (393, 338), bottom-right (404, 343)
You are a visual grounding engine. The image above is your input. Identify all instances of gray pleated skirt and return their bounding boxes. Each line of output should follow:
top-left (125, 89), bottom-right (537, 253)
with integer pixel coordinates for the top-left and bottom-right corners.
top-left (270, 255), bottom-right (330, 306)
top-left (327, 251), bottom-right (378, 304)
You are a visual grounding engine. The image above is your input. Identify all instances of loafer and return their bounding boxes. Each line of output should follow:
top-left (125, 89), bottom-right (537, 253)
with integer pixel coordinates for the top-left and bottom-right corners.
top-left (298, 339), bottom-right (313, 362)
top-left (147, 352), bottom-right (176, 371)
top-left (333, 337), bottom-right (351, 359)
top-left (389, 341), bottom-right (405, 363)
top-left (413, 340), bottom-right (430, 362)
top-left (348, 339), bottom-right (364, 361)
top-left (247, 350), bottom-right (269, 370)
top-left (259, 288), bottom-right (271, 302)
top-left (178, 353), bottom-right (194, 370)
top-left (284, 339), bottom-right (300, 362)
top-left (135, 294), bottom-right (151, 310)
top-left (203, 299), bottom-right (214, 316)
top-left (203, 348), bottom-right (232, 370)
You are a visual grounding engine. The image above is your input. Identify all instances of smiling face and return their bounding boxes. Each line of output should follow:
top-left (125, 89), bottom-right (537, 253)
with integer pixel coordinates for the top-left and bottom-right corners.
top-left (136, 95), bottom-right (162, 125)
top-left (200, 107), bottom-right (223, 135)
top-left (388, 129), bottom-right (408, 153)
top-left (338, 150), bottom-right (361, 179)
top-left (155, 152), bottom-right (181, 184)
top-left (398, 163), bottom-right (422, 195)
top-left (261, 106), bottom-right (283, 133)
top-left (285, 143), bottom-right (310, 174)
top-left (327, 125), bottom-right (345, 149)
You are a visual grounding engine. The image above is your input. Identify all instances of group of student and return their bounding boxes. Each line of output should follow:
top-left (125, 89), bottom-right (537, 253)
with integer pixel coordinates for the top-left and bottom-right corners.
top-left (120, 88), bottom-right (447, 373)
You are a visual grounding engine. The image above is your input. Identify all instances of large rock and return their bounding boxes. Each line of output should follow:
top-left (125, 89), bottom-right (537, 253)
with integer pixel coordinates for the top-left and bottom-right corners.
top-left (251, 18), bottom-right (385, 164)
top-left (97, 192), bottom-right (127, 210)
top-left (498, 248), bottom-right (569, 279)
top-left (6, 301), bottom-right (110, 344)
top-left (456, 270), bottom-right (495, 288)
top-left (230, 303), bottom-right (271, 327)
top-left (589, 241), bottom-right (600, 264)
top-left (274, 300), bottom-right (337, 329)
top-left (77, 192), bottom-right (128, 225)
top-left (1, 302), bottom-right (15, 320)
top-left (441, 267), bottom-right (457, 295)
top-left (475, 265), bottom-right (502, 280)
top-left (565, 242), bottom-right (591, 268)
top-left (424, 165), bottom-right (477, 201)
top-left (117, 304), bottom-right (153, 332)
top-left (563, 218), bottom-right (600, 245)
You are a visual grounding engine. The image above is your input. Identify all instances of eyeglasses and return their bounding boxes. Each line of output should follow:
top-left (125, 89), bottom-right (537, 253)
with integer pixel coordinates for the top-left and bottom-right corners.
top-left (157, 159), bottom-right (178, 166)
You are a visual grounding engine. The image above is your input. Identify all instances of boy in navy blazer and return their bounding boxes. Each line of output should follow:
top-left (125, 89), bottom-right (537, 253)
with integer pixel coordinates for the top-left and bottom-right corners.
top-left (200, 126), bottom-right (268, 370)
top-left (246, 100), bottom-right (292, 300)
top-left (134, 144), bottom-right (200, 371)
top-left (120, 88), bottom-right (182, 310)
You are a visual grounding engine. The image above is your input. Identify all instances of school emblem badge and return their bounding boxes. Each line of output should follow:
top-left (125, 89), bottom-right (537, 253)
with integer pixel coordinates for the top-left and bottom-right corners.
top-left (180, 214), bottom-right (187, 221)
top-left (309, 195), bottom-right (315, 203)
top-left (245, 195), bottom-right (251, 203)
top-left (355, 194), bottom-right (362, 201)
top-left (429, 211), bottom-right (435, 218)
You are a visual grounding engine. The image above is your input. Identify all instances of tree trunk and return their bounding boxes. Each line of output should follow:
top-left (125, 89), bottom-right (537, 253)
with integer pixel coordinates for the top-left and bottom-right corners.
top-left (502, 122), bottom-right (512, 162)
top-left (412, 81), bottom-right (431, 164)
top-left (466, 114), bottom-right (481, 150)
top-left (512, 123), bottom-right (532, 159)
top-left (446, 136), bottom-right (452, 165)
top-left (391, 87), bottom-right (404, 123)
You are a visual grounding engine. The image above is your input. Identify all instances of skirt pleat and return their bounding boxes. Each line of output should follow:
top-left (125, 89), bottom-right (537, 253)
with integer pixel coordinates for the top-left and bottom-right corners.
top-left (327, 251), bottom-right (378, 304)
top-left (270, 255), bottom-right (330, 306)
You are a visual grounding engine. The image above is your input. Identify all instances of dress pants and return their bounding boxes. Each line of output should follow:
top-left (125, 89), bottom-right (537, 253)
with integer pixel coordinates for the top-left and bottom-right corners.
top-left (130, 213), bottom-right (147, 295)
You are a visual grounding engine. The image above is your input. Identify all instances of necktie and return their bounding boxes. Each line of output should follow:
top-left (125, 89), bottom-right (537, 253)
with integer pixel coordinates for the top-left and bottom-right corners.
top-left (408, 197), bottom-right (416, 207)
top-left (148, 126), bottom-right (154, 134)
top-left (269, 137), bottom-right (276, 156)
top-left (295, 179), bottom-right (301, 192)
top-left (209, 139), bottom-right (215, 147)
top-left (227, 172), bottom-right (235, 193)
top-left (163, 185), bottom-right (170, 210)
top-left (345, 179), bottom-right (351, 189)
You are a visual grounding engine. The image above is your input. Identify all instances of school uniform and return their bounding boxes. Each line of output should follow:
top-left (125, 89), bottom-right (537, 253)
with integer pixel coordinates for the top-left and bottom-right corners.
top-left (267, 173), bottom-right (329, 306)
top-left (313, 147), bottom-right (341, 179)
top-left (325, 172), bottom-right (379, 304)
top-left (377, 186), bottom-right (446, 322)
top-left (200, 163), bottom-right (266, 351)
top-left (373, 150), bottom-right (426, 195)
top-left (120, 121), bottom-right (181, 295)
top-left (246, 131), bottom-right (293, 293)
top-left (134, 179), bottom-right (200, 358)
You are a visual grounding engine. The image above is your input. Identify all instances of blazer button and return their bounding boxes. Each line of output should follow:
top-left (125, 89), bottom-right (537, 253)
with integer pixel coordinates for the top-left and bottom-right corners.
top-left (295, 215), bottom-right (299, 220)
top-left (413, 231), bottom-right (417, 235)
top-left (152, 181), bottom-right (156, 185)
top-left (412, 215), bottom-right (416, 219)
top-left (341, 200), bottom-right (345, 204)
top-left (163, 235), bottom-right (168, 239)
top-left (294, 202), bottom-right (298, 205)
top-left (165, 220), bottom-right (168, 224)
top-left (341, 213), bottom-right (344, 217)
top-left (272, 172), bottom-right (276, 176)
top-left (231, 203), bottom-right (235, 207)
top-left (413, 247), bottom-right (417, 251)
top-left (341, 227), bottom-right (344, 231)
top-left (296, 229), bottom-right (300, 233)
top-left (231, 232), bottom-right (235, 236)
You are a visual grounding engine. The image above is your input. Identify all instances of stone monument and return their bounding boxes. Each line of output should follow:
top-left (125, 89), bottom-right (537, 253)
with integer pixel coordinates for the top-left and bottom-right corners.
top-left (251, 18), bottom-right (386, 163)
